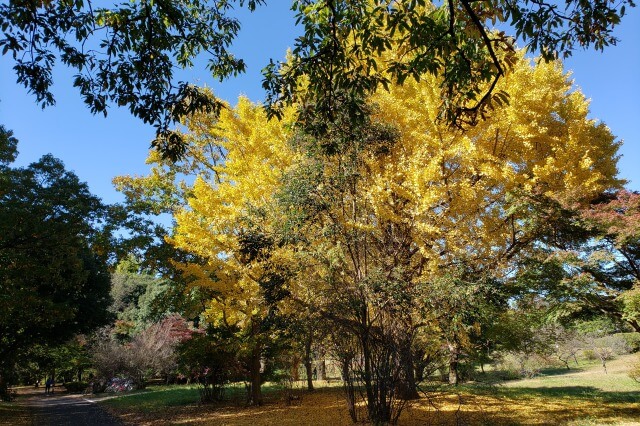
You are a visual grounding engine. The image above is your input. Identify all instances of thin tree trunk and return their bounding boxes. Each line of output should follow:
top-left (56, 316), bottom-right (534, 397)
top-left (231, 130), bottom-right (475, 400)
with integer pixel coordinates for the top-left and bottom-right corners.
top-left (248, 318), bottom-right (263, 406)
top-left (249, 344), bottom-right (263, 405)
top-left (318, 358), bottom-right (326, 381)
top-left (304, 333), bottom-right (314, 391)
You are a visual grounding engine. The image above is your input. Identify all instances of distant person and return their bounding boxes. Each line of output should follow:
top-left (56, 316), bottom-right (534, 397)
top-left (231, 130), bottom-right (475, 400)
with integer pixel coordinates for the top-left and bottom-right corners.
top-left (45, 377), bottom-right (52, 394)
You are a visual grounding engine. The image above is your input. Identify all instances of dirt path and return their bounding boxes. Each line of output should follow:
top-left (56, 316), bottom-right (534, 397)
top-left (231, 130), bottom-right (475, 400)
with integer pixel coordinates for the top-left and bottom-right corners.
top-left (15, 389), bottom-right (123, 426)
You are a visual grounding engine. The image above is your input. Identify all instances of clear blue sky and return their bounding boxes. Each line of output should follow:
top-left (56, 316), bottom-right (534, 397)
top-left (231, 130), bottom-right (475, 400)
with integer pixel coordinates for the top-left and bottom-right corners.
top-left (1, 3), bottom-right (639, 205)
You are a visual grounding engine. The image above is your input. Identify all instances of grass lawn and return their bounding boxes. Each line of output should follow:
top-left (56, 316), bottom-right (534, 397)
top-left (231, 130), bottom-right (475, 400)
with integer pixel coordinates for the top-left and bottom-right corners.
top-left (100, 355), bottom-right (640, 425)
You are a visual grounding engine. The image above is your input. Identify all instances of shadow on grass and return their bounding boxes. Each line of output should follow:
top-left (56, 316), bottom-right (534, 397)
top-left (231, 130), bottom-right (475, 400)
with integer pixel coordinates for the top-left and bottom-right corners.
top-left (101, 382), bottom-right (301, 412)
top-left (496, 385), bottom-right (640, 403)
top-left (0, 402), bottom-right (31, 426)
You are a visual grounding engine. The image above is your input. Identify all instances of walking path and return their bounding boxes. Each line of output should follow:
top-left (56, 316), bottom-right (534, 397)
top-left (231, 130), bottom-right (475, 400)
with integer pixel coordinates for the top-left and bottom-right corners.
top-left (14, 389), bottom-right (123, 426)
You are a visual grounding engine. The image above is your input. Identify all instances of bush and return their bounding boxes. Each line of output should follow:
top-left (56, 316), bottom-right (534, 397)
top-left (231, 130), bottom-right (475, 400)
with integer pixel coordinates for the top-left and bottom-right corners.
top-left (620, 333), bottom-right (640, 353)
top-left (582, 349), bottom-right (597, 361)
top-left (64, 381), bottom-right (88, 393)
top-left (498, 352), bottom-right (549, 379)
top-left (593, 334), bottom-right (632, 356)
top-left (628, 355), bottom-right (640, 383)
top-left (176, 333), bottom-right (242, 404)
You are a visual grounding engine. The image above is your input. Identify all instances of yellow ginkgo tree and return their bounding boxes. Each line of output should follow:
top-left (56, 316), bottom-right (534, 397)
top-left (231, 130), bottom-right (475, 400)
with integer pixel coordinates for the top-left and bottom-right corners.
top-left (116, 50), bottom-right (621, 419)
top-left (273, 52), bottom-right (621, 421)
top-left (118, 97), bottom-right (299, 405)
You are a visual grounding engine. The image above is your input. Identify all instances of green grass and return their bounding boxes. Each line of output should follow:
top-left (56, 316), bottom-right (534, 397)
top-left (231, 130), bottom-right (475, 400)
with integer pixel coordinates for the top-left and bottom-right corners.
top-left (101, 385), bottom-right (201, 411)
top-left (101, 382), bottom-right (288, 412)
top-left (474, 355), bottom-right (640, 404)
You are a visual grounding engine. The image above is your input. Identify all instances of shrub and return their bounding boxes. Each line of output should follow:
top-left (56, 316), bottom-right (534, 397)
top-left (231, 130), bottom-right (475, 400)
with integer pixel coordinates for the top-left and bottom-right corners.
top-left (628, 355), bottom-right (640, 383)
top-left (582, 349), bottom-right (597, 361)
top-left (598, 334), bottom-right (632, 355)
top-left (176, 333), bottom-right (241, 403)
top-left (620, 333), bottom-right (640, 353)
top-left (91, 316), bottom-right (195, 389)
top-left (64, 381), bottom-right (88, 393)
top-left (498, 352), bottom-right (549, 379)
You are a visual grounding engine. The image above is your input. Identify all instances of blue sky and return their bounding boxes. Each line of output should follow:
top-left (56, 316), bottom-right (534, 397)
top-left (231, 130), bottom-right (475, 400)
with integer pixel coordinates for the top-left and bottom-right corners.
top-left (1, 3), bottom-right (638, 205)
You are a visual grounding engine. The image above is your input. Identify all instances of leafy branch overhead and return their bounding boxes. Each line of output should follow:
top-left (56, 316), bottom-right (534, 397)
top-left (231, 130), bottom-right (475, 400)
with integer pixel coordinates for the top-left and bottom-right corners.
top-left (0, 0), bottom-right (265, 161)
top-left (264, 0), bottom-right (634, 128)
top-left (1, 0), bottom-right (634, 160)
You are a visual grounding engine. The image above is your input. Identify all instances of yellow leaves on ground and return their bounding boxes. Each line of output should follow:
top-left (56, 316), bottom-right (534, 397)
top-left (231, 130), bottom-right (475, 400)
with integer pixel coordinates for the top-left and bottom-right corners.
top-left (101, 356), bottom-right (640, 425)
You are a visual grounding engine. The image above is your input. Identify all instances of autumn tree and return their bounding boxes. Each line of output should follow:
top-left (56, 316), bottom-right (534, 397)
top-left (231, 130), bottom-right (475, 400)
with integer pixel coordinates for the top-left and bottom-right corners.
top-left (579, 190), bottom-right (640, 330)
top-left (276, 52), bottom-right (620, 421)
top-left (116, 49), bottom-right (621, 421)
top-left (266, 0), bottom-right (631, 130)
top-left (117, 97), bottom-right (300, 405)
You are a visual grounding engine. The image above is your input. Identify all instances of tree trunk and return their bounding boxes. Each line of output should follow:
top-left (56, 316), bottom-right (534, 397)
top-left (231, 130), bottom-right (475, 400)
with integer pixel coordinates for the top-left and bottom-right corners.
top-left (318, 358), bottom-right (326, 381)
top-left (448, 342), bottom-right (459, 386)
top-left (397, 343), bottom-right (420, 400)
top-left (0, 373), bottom-right (7, 400)
top-left (290, 356), bottom-right (301, 381)
top-left (304, 333), bottom-right (314, 391)
top-left (249, 344), bottom-right (263, 405)
top-left (341, 356), bottom-right (358, 423)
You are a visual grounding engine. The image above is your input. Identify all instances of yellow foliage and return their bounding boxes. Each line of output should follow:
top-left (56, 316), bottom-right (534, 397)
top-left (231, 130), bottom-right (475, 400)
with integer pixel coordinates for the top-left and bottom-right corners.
top-left (169, 97), bottom-right (298, 327)
top-left (137, 53), bottom-right (621, 329)
top-left (363, 52), bottom-right (621, 271)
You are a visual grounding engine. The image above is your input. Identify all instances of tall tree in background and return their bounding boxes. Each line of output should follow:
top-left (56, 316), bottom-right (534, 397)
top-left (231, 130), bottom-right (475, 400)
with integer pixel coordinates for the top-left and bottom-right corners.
top-left (1, 1), bottom-right (633, 159)
top-left (0, 128), bottom-right (112, 397)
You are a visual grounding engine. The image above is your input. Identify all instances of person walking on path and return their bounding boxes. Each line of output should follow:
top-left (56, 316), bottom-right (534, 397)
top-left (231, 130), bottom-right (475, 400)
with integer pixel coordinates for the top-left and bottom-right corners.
top-left (45, 378), bottom-right (52, 395)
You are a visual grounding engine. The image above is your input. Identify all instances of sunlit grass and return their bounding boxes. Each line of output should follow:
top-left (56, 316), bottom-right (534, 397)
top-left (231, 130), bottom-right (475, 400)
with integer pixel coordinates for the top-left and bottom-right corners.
top-left (101, 385), bottom-right (201, 411)
top-left (99, 355), bottom-right (640, 425)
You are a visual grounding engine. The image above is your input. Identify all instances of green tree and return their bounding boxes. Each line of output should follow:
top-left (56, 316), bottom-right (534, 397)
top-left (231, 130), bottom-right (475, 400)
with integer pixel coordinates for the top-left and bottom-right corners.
top-left (109, 257), bottom-right (172, 338)
top-left (0, 130), bottom-right (112, 396)
top-left (511, 191), bottom-right (640, 332)
top-left (0, 0), bottom-right (267, 160)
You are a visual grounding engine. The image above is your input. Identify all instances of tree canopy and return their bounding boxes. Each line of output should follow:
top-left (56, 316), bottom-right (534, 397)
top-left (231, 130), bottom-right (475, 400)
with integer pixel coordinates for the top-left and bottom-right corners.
top-left (1, 0), bottom-right (633, 159)
top-left (0, 128), bottom-right (112, 393)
